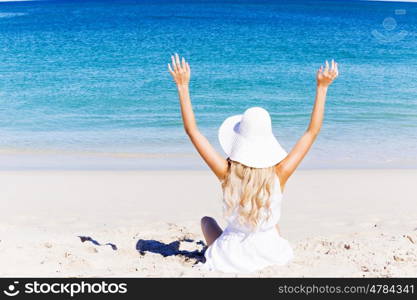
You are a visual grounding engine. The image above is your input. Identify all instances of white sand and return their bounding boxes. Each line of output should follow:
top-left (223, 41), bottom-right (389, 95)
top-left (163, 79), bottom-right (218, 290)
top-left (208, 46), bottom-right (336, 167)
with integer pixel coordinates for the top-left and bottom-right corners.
top-left (0, 169), bottom-right (416, 277)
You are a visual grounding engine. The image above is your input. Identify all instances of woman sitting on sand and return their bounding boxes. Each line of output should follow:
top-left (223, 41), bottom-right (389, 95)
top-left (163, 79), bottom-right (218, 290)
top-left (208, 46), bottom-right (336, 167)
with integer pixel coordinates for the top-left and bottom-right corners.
top-left (168, 54), bottom-right (339, 273)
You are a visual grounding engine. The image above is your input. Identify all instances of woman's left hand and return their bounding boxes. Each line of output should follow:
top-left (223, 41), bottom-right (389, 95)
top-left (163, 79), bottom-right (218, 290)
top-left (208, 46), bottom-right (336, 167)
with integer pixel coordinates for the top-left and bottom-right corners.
top-left (168, 53), bottom-right (191, 87)
top-left (317, 59), bottom-right (338, 88)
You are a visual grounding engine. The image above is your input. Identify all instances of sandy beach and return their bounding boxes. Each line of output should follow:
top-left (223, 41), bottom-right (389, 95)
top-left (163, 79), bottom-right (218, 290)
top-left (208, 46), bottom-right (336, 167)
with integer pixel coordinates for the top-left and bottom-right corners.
top-left (0, 169), bottom-right (416, 277)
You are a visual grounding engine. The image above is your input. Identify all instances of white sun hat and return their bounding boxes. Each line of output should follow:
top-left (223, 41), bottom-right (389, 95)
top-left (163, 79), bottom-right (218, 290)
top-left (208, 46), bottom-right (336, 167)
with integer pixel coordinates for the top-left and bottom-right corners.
top-left (218, 107), bottom-right (287, 168)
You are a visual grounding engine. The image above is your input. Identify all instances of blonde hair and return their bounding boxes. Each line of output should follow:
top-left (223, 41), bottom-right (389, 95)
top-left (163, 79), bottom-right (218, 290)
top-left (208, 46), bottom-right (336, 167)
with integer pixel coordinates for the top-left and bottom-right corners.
top-left (221, 160), bottom-right (276, 229)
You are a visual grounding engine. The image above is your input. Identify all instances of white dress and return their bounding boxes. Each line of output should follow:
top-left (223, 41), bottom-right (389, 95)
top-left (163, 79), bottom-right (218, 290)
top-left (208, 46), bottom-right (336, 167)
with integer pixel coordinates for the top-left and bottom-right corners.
top-left (202, 177), bottom-right (293, 273)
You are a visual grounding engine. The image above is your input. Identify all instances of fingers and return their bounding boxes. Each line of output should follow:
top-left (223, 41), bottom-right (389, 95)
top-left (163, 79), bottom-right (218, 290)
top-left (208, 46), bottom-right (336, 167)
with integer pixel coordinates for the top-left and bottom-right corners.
top-left (330, 60), bottom-right (338, 79)
top-left (321, 59), bottom-right (339, 78)
top-left (170, 53), bottom-right (190, 73)
top-left (168, 53), bottom-right (191, 87)
top-left (317, 65), bottom-right (323, 75)
top-left (317, 59), bottom-right (339, 87)
top-left (171, 55), bottom-right (177, 72)
top-left (175, 53), bottom-right (181, 71)
top-left (168, 63), bottom-right (174, 75)
top-left (324, 60), bottom-right (329, 73)
top-left (181, 57), bottom-right (186, 70)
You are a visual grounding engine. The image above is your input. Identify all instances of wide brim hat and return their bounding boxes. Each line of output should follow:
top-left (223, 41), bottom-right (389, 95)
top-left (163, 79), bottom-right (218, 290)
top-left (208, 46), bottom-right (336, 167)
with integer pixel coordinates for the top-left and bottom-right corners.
top-left (218, 107), bottom-right (287, 168)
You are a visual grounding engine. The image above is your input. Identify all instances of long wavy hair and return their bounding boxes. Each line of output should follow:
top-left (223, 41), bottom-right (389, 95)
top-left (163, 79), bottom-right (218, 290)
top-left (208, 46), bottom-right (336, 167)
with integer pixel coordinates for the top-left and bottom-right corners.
top-left (221, 159), bottom-right (276, 229)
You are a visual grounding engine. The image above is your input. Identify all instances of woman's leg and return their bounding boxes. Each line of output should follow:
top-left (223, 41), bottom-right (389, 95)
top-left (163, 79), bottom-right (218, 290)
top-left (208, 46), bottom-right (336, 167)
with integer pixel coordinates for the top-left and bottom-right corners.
top-left (200, 216), bottom-right (223, 246)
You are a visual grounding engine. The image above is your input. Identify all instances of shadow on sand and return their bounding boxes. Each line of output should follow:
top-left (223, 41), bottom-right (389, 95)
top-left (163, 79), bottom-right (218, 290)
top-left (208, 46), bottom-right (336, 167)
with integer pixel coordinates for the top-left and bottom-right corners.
top-left (136, 238), bottom-right (207, 263)
top-left (78, 236), bottom-right (118, 250)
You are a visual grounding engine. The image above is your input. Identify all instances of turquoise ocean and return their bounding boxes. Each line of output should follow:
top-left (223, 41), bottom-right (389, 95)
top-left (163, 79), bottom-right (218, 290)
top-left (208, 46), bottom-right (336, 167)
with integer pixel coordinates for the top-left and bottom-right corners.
top-left (0, 0), bottom-right (416, 169)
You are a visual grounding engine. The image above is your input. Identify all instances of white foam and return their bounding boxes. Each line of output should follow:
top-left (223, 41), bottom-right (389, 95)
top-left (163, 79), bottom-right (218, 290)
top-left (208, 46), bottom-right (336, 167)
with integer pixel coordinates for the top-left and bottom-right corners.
top-left (0, 12), bottom-right (27, 18)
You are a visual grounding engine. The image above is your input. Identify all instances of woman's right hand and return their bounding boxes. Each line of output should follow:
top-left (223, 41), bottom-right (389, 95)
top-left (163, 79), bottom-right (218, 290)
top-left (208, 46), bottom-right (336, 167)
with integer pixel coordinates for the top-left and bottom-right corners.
top-left (316, 60), bottom-right (338, 88)
top-left (168, 53), bottom-right (191, 87)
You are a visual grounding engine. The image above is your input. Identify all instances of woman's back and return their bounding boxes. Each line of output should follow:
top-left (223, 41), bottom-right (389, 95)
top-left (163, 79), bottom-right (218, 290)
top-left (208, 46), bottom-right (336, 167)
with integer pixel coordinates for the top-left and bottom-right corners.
top-left (201, 176), bottom-right (293, 273)
top-left (225, 176), bottom-right (282, 234)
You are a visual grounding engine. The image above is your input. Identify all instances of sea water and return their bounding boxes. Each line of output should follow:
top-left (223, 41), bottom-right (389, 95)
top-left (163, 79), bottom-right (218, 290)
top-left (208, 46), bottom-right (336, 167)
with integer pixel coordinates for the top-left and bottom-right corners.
top-left (0, 0), bottom-right (416, 169)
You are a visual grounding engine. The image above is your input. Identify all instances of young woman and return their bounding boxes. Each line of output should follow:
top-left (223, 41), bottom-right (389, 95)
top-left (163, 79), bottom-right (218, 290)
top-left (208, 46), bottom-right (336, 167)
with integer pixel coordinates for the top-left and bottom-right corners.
top-left (168, 54), bottom-right (339, 273)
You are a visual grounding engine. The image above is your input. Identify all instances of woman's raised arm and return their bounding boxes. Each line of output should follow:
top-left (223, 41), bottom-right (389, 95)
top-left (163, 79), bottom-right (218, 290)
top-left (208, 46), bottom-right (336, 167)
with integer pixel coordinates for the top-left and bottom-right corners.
top-left (276, 60), bottom-right (339, 189)
top-left (168, 54), bottom-right (228, 180)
